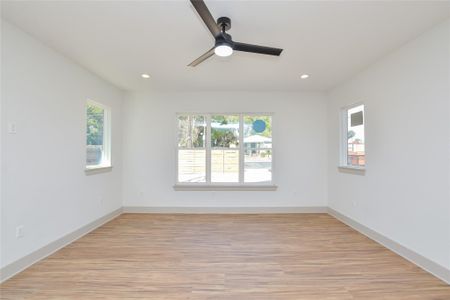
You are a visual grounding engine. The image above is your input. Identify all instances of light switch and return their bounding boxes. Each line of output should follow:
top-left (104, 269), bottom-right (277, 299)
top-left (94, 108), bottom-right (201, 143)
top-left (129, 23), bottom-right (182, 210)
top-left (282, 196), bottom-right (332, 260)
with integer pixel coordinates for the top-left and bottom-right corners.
top-left (8, 122), bottom-right (17, 134)
top-left (16, 225), bottom-right (24, 238)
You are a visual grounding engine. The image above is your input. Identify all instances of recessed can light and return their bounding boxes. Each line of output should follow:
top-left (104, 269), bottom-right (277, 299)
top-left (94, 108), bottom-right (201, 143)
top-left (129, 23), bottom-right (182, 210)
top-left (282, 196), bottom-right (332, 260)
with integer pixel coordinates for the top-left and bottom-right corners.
top-left (300, 74), bottom-right (309, 79)
top-left (141, 74), bottom-right (150, 79)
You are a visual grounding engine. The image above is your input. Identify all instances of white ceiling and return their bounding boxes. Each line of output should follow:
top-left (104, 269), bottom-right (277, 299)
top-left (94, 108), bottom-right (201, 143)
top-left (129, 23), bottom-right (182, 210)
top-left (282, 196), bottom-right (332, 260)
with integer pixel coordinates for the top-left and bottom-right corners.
top-left (2, 1), bottom-right (449, 92)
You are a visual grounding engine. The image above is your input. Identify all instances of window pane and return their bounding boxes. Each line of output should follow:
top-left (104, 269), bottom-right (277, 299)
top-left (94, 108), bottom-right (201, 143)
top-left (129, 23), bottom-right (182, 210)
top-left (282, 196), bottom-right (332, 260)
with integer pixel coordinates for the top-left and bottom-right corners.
top-left (347, 105), bottom-right (365, 167)
top-left (245, 149), bottom-right (272, 183)
top-left (178, 149), bottom-right (206, 182)
top-left (211, 115), bottom-right (239, 148)
top-left (244, 115), bottom-right (272, 138)
top-left (211, 150), bottom-right (239, 182)
top-left (244, 115), bottom-right (272, 152)
top-left (178, 115), bottom-right (206, 148)
top-left (86, 103), bottom-right (105, 166)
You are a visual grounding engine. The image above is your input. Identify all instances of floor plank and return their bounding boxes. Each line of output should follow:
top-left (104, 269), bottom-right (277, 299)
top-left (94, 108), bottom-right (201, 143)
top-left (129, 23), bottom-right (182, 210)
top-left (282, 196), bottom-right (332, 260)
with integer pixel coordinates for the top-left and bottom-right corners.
top-left (1, 213), bottom-right (449, 299)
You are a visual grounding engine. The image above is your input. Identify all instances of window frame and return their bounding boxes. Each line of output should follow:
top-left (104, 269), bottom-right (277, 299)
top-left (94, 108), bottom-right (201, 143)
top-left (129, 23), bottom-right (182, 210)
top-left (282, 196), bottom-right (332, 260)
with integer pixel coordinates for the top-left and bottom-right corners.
top-left (175, 112), bottom-right (276, 189)
top-left (85, 99), bottom-right (112, 172)
top-left (339, 102), bottom-right (365, 171)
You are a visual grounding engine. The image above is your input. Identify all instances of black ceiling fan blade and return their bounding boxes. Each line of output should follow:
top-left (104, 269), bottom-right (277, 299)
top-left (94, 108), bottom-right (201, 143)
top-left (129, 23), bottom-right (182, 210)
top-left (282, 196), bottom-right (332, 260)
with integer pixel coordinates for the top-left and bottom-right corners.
top-left (188, 47), bottom-right (215, 67)
top-left (234, 42), bottom-right (283, 56)
top-left (190, 0), bottom-right (221, 38)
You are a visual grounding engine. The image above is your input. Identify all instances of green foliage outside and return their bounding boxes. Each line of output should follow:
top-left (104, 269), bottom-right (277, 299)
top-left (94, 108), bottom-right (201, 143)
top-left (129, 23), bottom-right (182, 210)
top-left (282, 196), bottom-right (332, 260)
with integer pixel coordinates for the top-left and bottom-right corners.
top-left (211, 115), bottom-right (239, 147)
top-left (211, 130), bottom-right (238, 147)
top-left (178, 115), bottom-right (272, 148)
top-left (178, 116), bottom-right (205, 148)
top-left (212, 115), bottom-right (239, 125)
top-left (86, 104), bottom-right (104, 146)
top-left (210, 115), bottom-right (272, 148)
top-left (244, 116), bottom-right (272, 138)
top-left (192, 126), bottom-right (205, 147)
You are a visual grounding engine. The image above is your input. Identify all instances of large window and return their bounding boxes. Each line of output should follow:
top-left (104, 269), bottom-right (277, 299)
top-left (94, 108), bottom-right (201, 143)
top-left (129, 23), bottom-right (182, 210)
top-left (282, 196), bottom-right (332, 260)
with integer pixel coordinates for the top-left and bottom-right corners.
top-left (341, 104), bottom-right (365, 168)
top-left (177, 113), bottom-right (273, 185)
top-left (86, 101), bottom-right (111, 170)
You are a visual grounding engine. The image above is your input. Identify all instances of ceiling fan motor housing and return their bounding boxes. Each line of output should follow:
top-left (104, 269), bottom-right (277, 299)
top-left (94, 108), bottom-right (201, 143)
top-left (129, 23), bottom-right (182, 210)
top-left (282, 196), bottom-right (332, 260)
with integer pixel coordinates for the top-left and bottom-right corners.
top-left (217, 17), bottom-right (231, 32)
top-left (215, 30), bottom-right (234, 51)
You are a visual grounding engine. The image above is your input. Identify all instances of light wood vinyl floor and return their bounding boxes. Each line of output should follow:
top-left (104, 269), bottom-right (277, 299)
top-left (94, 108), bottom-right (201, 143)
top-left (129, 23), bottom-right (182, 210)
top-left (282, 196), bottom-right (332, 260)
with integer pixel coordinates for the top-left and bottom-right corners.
top-left (1, 213), bottom-right (449, 299)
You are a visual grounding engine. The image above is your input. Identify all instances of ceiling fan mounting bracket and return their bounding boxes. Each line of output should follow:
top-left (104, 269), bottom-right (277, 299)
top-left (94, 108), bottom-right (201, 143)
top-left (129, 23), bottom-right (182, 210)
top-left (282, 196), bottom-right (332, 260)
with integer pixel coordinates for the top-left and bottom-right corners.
top-left (217, 17), bottom-right (231, 32)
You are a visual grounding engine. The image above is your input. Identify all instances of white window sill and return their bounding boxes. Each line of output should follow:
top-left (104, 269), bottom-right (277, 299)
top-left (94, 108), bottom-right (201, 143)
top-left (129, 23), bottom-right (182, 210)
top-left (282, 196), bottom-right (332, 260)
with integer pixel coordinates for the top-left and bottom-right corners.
top-left (338, 165), bottom-right (365, 174)
top-left (85, 165), bottom-right (113, 175)
top-left (173, 184), bottom-right (278, 191)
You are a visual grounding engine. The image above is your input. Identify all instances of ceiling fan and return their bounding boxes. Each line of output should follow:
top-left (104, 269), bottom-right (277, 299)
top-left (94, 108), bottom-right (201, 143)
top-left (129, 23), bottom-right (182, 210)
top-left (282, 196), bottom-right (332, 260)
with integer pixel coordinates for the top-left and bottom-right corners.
top-left (188, 0), bottom-right (283, 67)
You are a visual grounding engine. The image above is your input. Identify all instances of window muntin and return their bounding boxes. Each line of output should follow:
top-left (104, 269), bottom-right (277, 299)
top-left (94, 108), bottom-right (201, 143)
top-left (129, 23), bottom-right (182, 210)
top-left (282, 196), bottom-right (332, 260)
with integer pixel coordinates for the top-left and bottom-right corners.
top-left (86, 101), bottom-right (111, 169)
top-left (176, 113), bottom-right (273, 185)
top-left (342, 104), bottom-right (365, 168)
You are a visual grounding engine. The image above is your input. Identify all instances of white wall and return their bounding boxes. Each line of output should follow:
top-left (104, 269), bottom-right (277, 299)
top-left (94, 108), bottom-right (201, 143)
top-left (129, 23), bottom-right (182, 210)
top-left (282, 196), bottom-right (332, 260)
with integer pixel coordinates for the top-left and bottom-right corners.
top-left (327, 20), bottom-right (450, 270)
top-left (122, 91), bottom-right (327, 208)
top-left (2, 11), bottom-right (448, 285)
top-left (1, 21), bottom-right (124, 268)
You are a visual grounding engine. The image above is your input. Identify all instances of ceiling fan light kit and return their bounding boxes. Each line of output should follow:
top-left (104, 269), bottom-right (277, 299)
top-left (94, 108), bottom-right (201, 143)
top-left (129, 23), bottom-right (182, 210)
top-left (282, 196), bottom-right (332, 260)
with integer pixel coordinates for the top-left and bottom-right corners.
top-left (214, 44), bottom-right (233, 57)
top-left (188, 0), bottom-right (283, 66)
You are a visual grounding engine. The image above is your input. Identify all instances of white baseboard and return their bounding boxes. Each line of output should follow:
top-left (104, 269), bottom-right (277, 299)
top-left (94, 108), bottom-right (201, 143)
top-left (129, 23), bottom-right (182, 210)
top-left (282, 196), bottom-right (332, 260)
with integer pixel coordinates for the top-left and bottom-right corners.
top-left (122, 206), bottom-right (328, 214)
top-left (328, 208), bottom-right (450, 285)
top-left (0, 208), bottom-right (123, 283)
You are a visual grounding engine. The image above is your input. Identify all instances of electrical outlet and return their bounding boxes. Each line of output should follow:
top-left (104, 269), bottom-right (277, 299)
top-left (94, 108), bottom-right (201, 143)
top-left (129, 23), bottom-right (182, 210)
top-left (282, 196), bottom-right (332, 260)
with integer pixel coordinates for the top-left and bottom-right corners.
top-left (8, 122), bottom-right (17, 134)
top-left (352, 200), bottom-right (357, 207)
top-left (99, 196), bottom-right (104, 206)
top-left (16, 225), bottom-right (24, 238)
